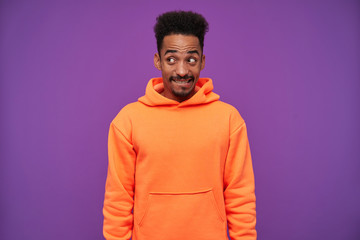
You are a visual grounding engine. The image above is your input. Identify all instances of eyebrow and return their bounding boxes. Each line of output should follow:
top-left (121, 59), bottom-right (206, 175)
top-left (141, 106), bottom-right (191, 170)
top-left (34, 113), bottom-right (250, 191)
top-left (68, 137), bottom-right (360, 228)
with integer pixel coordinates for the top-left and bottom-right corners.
top-left (164, 49), bottom-right (200, 56)
top-left (187, 50), bottom-right (200, 55)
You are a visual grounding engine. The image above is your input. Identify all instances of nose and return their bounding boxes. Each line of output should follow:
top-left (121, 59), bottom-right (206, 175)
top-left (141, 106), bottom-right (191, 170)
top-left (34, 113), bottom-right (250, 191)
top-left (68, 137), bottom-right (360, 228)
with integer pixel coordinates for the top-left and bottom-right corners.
top-left (175, 61), bottom-right (189, 77)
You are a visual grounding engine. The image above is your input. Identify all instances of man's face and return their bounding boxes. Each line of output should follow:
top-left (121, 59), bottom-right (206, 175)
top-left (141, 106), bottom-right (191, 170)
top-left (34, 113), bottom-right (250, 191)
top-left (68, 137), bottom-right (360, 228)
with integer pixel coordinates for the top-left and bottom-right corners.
top-left (154, 34), bottom-right (205, 102)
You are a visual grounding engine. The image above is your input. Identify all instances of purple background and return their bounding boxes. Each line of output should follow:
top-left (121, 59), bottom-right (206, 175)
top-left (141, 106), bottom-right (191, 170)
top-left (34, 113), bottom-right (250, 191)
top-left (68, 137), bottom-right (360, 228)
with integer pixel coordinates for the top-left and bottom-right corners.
top-left (1, 0), bottom-right (359, 239)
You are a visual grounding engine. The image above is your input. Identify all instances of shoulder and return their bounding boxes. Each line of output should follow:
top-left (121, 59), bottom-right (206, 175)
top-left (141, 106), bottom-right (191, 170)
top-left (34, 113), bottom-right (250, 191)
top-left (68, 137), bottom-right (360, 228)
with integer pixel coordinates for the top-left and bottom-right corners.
top-left (110, 102), bottom-right (142, 129)
top-left (213, 101), bottom-right (246, 132)
top-left (215, 100), bottom-right (245, 122)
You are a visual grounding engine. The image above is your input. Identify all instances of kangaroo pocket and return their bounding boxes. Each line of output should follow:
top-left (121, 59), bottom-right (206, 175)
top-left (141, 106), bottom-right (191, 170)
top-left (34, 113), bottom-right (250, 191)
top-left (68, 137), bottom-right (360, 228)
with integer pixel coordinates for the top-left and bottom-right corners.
top-left (136, 188), bottom-right (226, 240)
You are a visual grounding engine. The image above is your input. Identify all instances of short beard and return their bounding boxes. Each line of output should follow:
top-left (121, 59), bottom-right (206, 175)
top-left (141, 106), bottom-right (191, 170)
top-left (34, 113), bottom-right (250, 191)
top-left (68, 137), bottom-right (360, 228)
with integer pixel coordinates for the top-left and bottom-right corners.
top-left (171, 88), bottom-right (194, 98)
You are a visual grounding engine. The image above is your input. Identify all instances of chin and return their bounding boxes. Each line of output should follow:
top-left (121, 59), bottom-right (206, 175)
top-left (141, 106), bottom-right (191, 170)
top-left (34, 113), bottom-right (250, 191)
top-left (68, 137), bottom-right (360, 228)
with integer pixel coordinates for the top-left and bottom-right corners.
top-left (172, 89), bottom-right (195, 99)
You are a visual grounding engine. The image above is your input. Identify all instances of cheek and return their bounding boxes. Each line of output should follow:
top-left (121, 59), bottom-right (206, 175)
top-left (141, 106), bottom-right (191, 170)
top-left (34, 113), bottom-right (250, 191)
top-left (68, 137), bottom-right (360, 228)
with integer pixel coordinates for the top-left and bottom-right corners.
top-left (161, 69), bottom-right (173, 80)
top-left (190, 66), bottom-right (202, 75)
top-left (162, 71), bottom-right (171, 79)
top-left (161, 65), bottom-right (174, 75)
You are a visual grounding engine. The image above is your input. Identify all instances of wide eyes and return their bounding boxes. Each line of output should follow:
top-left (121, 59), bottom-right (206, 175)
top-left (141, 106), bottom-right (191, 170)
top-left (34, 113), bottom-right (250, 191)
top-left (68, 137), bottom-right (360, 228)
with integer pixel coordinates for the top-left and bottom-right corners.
top-left (188, 58), bottom-right (196, 63)
top-left (166, 57), bottom-right (197, 64)
top-left (167, 57), bottom-right (175, 63)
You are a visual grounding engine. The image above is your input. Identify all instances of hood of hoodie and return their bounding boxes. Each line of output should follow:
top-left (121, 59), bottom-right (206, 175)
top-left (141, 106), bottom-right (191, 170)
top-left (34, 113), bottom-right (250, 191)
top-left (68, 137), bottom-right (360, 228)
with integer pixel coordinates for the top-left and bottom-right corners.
top-left (138, 77), bottom-right (220, 107)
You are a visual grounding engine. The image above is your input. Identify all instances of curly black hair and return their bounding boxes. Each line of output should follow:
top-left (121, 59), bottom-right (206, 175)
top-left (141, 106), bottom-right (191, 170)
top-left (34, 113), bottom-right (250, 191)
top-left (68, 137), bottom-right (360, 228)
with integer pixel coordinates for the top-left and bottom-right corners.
top-left (154, 10), bottom-right (209, 54)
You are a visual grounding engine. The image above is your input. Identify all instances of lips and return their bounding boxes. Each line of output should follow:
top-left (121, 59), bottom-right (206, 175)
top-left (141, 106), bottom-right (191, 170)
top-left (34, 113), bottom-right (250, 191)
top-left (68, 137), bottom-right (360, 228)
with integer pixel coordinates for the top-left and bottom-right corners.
top-left (170, 76), bottom-right (194, 83)
top-left (173, 79), bottom-right (192, 84)
top-left (172, 79), bottom-right (193, 86)
top-left (170, 76), bottom-right (194, 88)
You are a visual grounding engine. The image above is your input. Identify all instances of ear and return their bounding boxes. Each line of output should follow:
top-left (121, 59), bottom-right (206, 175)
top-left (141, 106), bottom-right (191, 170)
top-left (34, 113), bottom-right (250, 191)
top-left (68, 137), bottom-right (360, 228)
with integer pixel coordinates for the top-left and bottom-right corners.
top-left (200, 54), bottom-right (205, 70)
top-left (154, 53), bottom-right (161, 71)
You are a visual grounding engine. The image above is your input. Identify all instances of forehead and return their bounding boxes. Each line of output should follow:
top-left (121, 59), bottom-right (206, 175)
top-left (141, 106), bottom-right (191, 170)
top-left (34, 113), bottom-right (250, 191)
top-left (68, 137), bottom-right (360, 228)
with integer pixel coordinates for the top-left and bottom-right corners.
top-left (161, 34), bottom-right (201, 54)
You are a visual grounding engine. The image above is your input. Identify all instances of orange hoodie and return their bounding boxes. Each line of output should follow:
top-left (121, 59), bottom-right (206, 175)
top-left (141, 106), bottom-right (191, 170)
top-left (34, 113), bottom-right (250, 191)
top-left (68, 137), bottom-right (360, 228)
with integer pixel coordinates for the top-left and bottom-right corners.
top-left (103, 78), bottom-right (256, 240)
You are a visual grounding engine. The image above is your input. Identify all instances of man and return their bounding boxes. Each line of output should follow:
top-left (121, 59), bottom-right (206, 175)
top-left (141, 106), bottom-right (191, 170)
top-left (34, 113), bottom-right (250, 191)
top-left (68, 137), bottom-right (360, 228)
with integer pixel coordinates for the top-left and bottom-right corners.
top-left (103, 10), bottom-right (256, 240)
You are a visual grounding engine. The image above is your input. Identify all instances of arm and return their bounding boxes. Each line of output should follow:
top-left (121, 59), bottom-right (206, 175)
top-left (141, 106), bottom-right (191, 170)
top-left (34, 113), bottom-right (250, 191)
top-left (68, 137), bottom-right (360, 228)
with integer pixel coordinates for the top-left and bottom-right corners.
top-left (103, 115), bottom-right (136, 240)
top-left (223, 111), bottom-right (257, 240)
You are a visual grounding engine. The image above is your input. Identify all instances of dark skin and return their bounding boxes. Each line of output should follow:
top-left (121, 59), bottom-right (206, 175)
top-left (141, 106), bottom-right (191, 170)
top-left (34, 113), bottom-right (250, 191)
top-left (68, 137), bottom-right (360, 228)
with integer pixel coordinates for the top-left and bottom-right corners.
top-left (154, 34), bottom-right (205, 102)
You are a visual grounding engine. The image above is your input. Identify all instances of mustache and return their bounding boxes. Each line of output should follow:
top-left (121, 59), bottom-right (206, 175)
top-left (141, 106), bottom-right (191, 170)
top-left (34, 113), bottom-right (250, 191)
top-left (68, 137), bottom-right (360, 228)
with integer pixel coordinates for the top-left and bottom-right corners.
top-left (170, 75), bottom-right (194, 81)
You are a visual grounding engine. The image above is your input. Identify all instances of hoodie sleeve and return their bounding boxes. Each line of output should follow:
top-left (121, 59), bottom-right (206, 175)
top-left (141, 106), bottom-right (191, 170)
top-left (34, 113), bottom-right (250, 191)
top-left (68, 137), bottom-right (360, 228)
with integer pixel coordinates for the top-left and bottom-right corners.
top-left (223, 109), bottom-right (257, 240)
top-left (103, 110), bottom-right (136, 240)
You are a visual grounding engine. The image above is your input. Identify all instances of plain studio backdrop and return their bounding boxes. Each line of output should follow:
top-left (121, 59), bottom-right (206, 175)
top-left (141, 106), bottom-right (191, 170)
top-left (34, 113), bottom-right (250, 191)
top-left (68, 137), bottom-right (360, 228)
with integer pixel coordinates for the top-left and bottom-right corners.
top-left (0, 0), bottom-right (359, 239)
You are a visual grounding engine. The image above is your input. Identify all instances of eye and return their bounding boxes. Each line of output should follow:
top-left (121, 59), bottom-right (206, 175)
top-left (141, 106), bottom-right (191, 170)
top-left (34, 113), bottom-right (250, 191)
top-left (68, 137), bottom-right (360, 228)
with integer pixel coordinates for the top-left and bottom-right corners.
top-left (167, 57), bottom-right (175, 63)
top-left (188, 58), bottom-right (197, 63)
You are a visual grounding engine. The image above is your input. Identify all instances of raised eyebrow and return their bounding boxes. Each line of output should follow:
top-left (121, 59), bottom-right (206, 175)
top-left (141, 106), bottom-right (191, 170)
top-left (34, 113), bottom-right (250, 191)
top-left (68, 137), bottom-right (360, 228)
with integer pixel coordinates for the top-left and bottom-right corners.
top-left (164, 50), bottom-right (177, 55)
top-left (187, 50), bottom-right (200, 56)
top-left (164, 50), bottom-right (200, 56)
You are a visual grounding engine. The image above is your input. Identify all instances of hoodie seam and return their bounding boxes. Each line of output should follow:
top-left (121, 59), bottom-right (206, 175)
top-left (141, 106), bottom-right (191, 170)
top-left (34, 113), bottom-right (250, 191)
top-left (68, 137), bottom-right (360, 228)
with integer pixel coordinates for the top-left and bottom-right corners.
top-left (112, 122), bottom-right (133, 145)
top-left (230, 121), bottom-right (245, 137)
